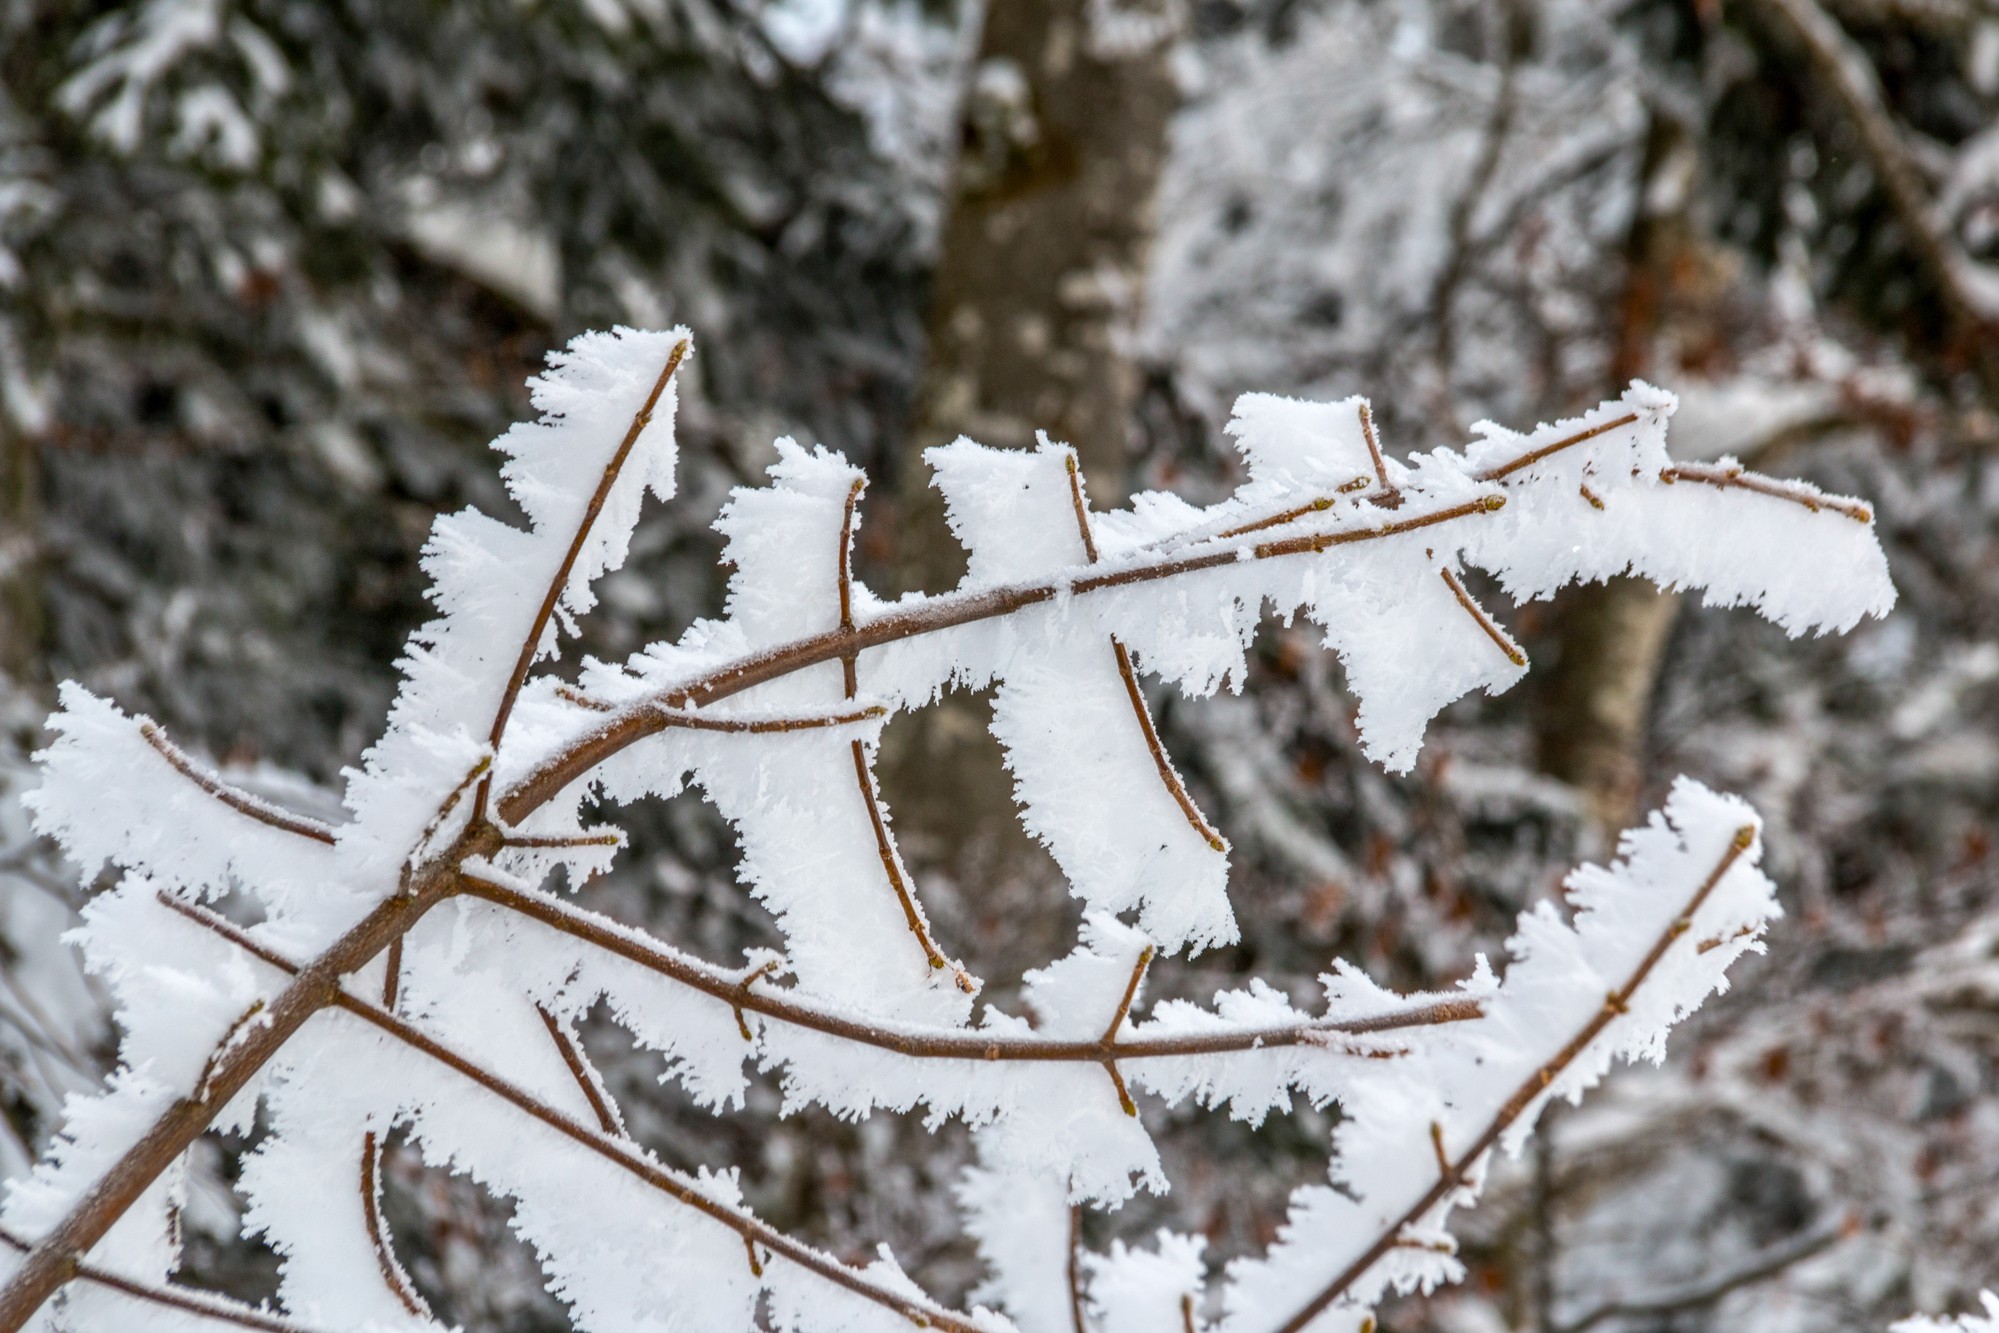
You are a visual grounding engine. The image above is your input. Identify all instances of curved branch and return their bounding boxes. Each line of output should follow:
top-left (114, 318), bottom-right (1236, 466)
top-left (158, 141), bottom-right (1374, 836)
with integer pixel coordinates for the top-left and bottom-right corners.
top-left (1269, 826), bottom-right (1757, 1333)
top-left (450, 877), bottom-right (1482, 1063)
top-left (139, 722), bottom-right (336, 846)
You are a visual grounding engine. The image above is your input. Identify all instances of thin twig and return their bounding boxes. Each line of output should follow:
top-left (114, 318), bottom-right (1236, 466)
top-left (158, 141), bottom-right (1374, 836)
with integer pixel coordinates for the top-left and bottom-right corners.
top-left (501, 831), bottom-right (623, 850)
top-left (447, 879), bottom-right (1479, 1064)
top-left (0, 1227), bottom-right (319, 1333)
top-left (1662, 462), bottom-right (1872, 524)
top-left (536, 1003), bottom-right (623, 1136)
top-left (653, 704), bottom-right (886, 734)
top-left (1062, 453), bottom-right (1228, 853)
top-left (139, 722), bottom-right (335, 846)
top-left (360, 916), bottom-right (427, 1317)
top-left (554, 682), bottom-right (615, 712)
top-left (152, 908), bottom-right (990, 1333)
top-left (1269, 827), bottom-right (1758, 1333)
top-left (1358, 403), bottom-right (1389, 490)
top-left (831, 476), bottom-right (967, 988)
top-left (1063, 453), bottom-right (1102, 565)
top-left (1439, 567), bottom-right (1527, 667)
top-left (1216, 495), bottom-right (1338, 541)
top-left (1099, 946), bottom-right (1154, 1117)
top-left (1475, 414), bottom-right (1639, 482)
top-left (359, 1132), bottom-right (432, 1319)
top-left (480, 338), bottom-right (691, 820)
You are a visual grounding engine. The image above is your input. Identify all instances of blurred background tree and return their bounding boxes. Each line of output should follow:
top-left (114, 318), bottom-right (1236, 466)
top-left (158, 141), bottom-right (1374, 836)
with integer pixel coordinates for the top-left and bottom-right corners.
top-left (3, 1), bottom-right (1997, 1329)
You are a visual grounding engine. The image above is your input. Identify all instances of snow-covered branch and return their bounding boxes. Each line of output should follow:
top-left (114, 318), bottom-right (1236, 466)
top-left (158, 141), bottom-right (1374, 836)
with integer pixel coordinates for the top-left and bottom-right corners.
top-left (0, 326), bottom-right (1894, 1332)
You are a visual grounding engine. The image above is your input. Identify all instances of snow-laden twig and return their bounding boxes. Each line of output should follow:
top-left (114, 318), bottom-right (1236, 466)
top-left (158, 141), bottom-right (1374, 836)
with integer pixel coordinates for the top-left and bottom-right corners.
top-left (0, 326), bottom-right (1894, 1332)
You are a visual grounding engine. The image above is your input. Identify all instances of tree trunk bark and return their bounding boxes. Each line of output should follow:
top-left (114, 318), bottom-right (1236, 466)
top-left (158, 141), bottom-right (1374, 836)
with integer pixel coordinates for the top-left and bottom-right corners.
top-left (880, 0), bottom-right (1180, 936)
top-left (1533, 116), bottom-right (1699, 839)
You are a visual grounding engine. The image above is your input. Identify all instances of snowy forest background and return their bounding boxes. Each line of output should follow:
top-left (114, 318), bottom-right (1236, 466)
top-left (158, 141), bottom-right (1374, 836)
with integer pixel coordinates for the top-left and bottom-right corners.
top-left (2, 0), bottom-right (1997, 1330)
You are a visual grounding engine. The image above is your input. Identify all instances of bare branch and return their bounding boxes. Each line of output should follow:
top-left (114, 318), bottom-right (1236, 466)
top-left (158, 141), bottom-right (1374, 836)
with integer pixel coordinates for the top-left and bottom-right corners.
top-left (654, 704), bottom-right (887, 734)
top-left (832, 474), bottom-right (967, 987)
top-left (1358, 403), bottom-right (1389, 491)
top-left (139, 722), bottom-right (335, 846)
top-left (1270, 827), bottom-right (1758, 1333)
top-left (1098, 945), bottom-right (1155, 1118)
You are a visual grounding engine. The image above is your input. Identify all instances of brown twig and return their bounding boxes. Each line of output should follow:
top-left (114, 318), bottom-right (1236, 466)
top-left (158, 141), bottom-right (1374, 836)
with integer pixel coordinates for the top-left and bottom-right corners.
top-left (1662, 462), bottom-right (1872, 524)
top-left (500, 831), bottom-right (623, 850)
top-left (1110, 638), bottom-right (1228, 851)
top-left (1358, 403), bottom-right (1389, 490)
top-left (1438, 567), bottom-right (1527, 667)
top-left (1475, 414), bottom-right (1639, 482)
top-left (554, 683), bottom-right (615, 712)
top-left (1063, 453), bottom-right (1102, 564)
top-left (1099, 946), bottom-right (1154, 1117)
top-left (0, 1226), bottom-right (320, 1333)
top-left (407, 753), bottom-right (492, 871)
top-left (359, 1132), bottom-right (432, 1319)
top-left (360, 921), bottom-right (426, 1317)
top-left (1064, 453), bottom-right (1227, 854)
top-left (833, 476), bottom-right (966, 988)
top-left (151, 905), bottom-right (990, 1333)
top-left (1269, 826), bottom-right (1758, 1333)
top-left (653, 704), bottom-right (886, 735)
top-left (448, 876), bottom-right (1481, 1065)
top-left (1216, 495), bottom-right (1338, 541)
top-left (479, 338), bottom-right (691, 821)
top-left (732, 959), bottom-right (781, 1041)
top-left (139, 722), bottom-right (335, 846)
top-left (537, 1003), bottom-right (622, 1136)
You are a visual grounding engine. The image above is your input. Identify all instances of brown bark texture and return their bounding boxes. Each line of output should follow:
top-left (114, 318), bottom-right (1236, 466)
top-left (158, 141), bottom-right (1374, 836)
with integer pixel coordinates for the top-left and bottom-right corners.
top-left (882, 0), bottom-right (1179, 909)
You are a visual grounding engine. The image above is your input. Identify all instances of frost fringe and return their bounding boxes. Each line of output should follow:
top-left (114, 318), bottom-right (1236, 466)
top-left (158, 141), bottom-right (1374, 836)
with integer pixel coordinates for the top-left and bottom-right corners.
top-left (0, 328), bottom-right (1893, 1332)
